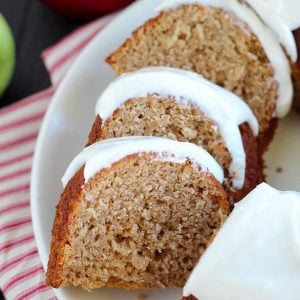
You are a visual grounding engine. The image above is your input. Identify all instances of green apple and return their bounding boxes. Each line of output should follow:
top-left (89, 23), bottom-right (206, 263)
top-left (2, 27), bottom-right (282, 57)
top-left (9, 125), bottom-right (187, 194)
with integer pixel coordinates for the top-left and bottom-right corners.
top-left (0, 13), bottom-right (15, 97)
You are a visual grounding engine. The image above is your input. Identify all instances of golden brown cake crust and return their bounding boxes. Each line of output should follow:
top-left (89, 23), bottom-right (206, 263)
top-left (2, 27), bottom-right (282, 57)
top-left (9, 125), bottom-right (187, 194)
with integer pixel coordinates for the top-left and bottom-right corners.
top-left (257, 117), bottom-right (278, 156)
top-left (87, 115), bottom-right (102, 147)
top-left (231, 123), bottom-right (263, 203)
top-left (46, 154), bottom-right (229, 289)
top-left (46, 167), bottom-right (85, 288)
top-left (87, 115), bottom-right (263, 203)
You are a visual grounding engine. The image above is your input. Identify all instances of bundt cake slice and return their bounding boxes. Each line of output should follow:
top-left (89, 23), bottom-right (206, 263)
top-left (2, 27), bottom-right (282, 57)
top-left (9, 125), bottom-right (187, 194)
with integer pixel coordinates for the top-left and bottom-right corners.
top-left (106, 0), bottom-right (295, 150)
top-left (182, 183), bottom-right (300, 300)
top-left (88, 67), bottom-right (262, 203)
top-left (46, 137), bottom-right (229, 290)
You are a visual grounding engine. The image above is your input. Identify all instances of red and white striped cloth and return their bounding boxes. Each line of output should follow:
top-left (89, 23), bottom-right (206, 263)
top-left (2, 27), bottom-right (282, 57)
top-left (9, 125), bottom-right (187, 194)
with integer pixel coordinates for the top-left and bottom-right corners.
top-left (0, 13), bottom-right (116, 300)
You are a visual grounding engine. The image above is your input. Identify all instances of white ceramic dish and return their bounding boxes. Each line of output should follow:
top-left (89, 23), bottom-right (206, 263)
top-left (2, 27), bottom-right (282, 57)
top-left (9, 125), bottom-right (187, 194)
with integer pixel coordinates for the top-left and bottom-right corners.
top-left (30, 0), bottom-right (300, 299)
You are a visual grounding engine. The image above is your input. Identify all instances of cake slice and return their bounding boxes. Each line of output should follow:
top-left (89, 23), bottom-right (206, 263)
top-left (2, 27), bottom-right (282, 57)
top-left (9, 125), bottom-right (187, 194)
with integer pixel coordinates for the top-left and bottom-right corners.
top-left (106, 0), bottom-right (294, 151)
top-left (88, 67), bottom-right (262, 203)
top-left (46, 137), bottom-right (229, 290)
top-left (182, 183), bottom-right (300, 300)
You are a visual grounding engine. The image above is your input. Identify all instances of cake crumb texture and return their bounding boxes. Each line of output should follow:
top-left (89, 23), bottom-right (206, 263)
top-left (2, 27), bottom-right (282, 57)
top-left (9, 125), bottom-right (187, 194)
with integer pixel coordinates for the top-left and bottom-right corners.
top-left (46, 155), bottom-right (228, 290)
top-left (107, 4), bottom-right (278, 138)
top-left (88, 96), bottom-right (263, 203)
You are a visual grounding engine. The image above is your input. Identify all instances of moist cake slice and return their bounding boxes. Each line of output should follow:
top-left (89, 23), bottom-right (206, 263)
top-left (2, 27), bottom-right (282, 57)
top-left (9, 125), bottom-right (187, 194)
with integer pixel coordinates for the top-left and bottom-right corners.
top-left (46, 137), bottom-right (229, 290)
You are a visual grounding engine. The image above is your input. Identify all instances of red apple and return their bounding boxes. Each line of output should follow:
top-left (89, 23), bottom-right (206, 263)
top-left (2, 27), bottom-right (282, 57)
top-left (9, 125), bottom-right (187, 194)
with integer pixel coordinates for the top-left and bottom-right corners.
top-left (41, 0), bottom-right (135, 19)
top-left (293, 28), bottom-right (300, 112)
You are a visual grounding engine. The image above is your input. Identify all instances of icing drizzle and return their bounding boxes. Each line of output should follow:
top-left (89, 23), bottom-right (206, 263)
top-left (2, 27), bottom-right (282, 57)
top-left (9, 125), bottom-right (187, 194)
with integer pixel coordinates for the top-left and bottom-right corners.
top-left (95, 67), bottom-right (258, 189)
top-left (62, 136), bottom-right (224, 187)
top-left (157, 0), bottom-right (293, 118)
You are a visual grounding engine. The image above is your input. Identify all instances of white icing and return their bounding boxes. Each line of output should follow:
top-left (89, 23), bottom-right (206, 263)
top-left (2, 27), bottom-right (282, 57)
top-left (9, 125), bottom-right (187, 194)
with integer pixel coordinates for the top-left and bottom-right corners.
top-left (157, 0), bottom-right (293, 118)
top-left (95, 67), bottom-right (258, 189)
top-left (183, 182), bottom-right (300, 300)
top-left (62, 136), bottom-right (224, 187)
top-left (245, 0), bottom-right (300, 62)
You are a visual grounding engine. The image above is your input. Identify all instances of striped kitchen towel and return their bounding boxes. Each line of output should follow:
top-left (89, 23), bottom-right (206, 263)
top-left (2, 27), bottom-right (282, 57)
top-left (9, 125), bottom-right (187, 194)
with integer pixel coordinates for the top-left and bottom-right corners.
top-left (0, 13), bottom-right (116, 300)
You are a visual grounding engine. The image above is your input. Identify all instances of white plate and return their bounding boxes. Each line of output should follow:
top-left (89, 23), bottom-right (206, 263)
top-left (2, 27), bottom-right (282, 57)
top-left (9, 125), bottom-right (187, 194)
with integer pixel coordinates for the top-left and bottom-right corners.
top-left (30, 0), bottom-right (300, 299)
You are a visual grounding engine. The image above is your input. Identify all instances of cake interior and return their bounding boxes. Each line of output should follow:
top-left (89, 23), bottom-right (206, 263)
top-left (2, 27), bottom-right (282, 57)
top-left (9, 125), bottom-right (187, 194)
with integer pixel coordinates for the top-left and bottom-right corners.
top-left (107, 4), bottom-right (278, 135)
top-left (91, 96), bottom-right (231, 176)
top-left (89, 95), bottom-right (264, 203)
top-left (60, 155), bottom-right (228, 290)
